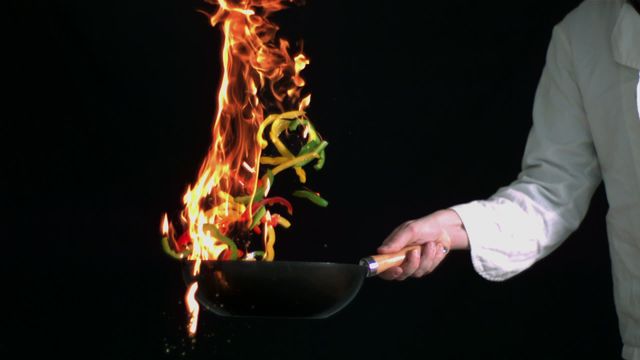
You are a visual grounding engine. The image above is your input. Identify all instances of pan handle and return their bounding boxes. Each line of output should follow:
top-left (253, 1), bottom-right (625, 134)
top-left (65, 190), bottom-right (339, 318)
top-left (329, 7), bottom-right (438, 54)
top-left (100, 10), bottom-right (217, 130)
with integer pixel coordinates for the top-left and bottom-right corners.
top-left (359, 245), bottom-right (422, 277)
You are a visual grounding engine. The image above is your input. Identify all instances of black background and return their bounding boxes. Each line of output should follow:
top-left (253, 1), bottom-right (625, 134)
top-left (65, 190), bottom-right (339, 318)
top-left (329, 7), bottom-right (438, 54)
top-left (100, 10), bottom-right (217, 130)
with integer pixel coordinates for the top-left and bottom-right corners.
top-left (5, 0), bottom-right (621, 358)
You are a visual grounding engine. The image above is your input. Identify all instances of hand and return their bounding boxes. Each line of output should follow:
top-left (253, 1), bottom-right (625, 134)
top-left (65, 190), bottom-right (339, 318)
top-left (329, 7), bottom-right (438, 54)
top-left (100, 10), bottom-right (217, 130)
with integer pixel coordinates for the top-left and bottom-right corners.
top-left (377, 209), bottom-right (469, 280)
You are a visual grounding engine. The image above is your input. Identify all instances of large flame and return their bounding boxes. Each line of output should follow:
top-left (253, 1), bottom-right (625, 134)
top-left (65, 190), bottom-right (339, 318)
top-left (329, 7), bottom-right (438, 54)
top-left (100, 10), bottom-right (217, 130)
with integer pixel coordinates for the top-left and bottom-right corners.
top-left (164, 0), bottom-right (324, 337)
top-left (182, 0), bottom-right (310, 266)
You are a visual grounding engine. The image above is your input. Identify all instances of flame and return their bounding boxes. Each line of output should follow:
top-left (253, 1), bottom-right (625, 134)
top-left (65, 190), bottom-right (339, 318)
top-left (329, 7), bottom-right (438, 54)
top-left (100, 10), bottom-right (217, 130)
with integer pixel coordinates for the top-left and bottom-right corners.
top-left (299, 94), bottom-right (311, 112)
top-left (185, 282), bottom-right (200, 337)
top-left (165, 0), bottom-right (323, 337)
top-left (162, 213), bottom-right (169, 235)
top-left (179, 0), bottom-right (310, 272)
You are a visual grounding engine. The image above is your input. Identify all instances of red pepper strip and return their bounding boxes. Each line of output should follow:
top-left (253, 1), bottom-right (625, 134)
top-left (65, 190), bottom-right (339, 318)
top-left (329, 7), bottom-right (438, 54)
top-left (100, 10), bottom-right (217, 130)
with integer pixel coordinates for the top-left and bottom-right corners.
top-left (253, 226), bottom-right (262, 234)
top-left (268, 214), bottom-right (280, 227)
top-left (176, 231), bottom-right (191, 251)
top-left (252, 196), bottom-right (293, 215)
top-left (238, 196), bottom-right (292, 224)
top-left (220, 248), bottom-right (245, 260)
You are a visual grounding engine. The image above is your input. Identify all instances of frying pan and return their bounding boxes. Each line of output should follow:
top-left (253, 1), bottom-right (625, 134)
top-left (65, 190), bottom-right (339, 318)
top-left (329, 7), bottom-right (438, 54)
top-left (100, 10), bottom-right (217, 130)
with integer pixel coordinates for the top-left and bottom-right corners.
top-left (182, 246), bottom-right (420, 319)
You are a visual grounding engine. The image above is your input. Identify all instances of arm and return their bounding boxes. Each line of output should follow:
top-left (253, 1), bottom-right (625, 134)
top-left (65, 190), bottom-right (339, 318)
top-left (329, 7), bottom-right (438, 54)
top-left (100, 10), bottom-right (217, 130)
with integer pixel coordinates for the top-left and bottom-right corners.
top-left (379, 25), bottom-right (602, 281)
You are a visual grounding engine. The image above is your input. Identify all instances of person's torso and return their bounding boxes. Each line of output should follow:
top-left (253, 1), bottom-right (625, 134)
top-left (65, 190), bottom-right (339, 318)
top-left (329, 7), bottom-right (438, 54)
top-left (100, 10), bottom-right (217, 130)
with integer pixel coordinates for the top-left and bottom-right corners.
top-left (560, 1), bottom-right (640, 358)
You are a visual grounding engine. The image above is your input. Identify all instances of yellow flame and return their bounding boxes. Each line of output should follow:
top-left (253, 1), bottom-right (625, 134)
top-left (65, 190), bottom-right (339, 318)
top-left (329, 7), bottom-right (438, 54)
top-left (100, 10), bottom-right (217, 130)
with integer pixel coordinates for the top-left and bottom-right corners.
top-left (162, 213), bottom-right (169, 235)
top-left (185, 282), bottom-right (200, 337)
top-left (299, 94), bottom-right (311, 112)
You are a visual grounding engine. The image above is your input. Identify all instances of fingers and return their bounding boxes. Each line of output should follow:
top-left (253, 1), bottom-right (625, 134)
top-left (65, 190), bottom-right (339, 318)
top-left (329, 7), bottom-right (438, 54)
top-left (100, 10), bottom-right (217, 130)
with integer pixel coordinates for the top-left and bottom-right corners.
top-left (396, 249), bottom-right (420, 280)
top-left (378, 249), bottom-right (420, 280)
top-left (378, 221), bottom-right (416, 254)
top-left (378, 266), bottom-right (403, 280)
top-left (379, 244), bottom-right (447, 280)
top-left (412, 241), bottom-right (448, 277)
top-left (413, 242), bottom-right (436, 278)
top-left (412, 230), bottom-right (450, 278)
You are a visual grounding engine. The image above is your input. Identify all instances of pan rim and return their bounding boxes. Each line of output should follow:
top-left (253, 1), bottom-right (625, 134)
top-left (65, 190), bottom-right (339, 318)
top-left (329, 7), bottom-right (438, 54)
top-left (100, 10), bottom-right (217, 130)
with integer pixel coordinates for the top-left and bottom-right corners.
top-left (183, 259), bottom-right (365, 269)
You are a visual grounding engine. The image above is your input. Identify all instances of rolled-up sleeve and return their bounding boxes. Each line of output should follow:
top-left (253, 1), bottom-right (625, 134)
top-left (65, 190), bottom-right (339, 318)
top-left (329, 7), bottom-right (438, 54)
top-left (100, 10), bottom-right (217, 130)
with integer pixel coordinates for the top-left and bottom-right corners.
top-left (451, 25), bottom-right (602, 281)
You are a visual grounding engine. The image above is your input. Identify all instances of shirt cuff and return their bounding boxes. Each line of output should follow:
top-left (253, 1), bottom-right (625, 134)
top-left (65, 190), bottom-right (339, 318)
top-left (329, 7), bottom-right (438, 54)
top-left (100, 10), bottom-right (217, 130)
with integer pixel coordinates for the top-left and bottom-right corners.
top-left (450, 202), bottom-right (516, 282)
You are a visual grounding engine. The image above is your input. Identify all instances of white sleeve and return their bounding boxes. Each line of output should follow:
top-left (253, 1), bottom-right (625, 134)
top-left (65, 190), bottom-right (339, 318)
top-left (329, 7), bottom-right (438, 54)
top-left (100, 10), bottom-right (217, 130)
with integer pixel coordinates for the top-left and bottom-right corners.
top-left (450, 25), bottom-right (602, 282)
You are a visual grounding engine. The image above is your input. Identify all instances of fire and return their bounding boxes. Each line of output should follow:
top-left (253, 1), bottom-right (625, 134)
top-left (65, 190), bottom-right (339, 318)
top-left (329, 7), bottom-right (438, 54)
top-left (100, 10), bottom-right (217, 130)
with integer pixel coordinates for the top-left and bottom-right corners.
top-left (162, 0), bottom-right (329, 337)
top-left (181, 0), bottom-right (315, 269)
top-left (162, 213), bottom-right (169, 235)
top-left (185, 282), bottom-right (200, 337)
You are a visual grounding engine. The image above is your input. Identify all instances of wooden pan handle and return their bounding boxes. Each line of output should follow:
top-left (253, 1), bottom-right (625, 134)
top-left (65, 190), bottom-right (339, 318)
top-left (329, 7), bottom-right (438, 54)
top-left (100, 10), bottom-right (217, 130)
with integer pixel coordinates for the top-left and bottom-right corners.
top-left (359, 245), bottom-right (421, 277)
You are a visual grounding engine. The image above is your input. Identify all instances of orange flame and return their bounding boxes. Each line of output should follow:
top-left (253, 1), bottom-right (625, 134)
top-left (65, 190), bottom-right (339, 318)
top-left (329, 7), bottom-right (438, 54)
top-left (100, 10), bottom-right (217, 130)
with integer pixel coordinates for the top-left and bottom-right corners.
top-left (182, 0), bottom-right (310, 268)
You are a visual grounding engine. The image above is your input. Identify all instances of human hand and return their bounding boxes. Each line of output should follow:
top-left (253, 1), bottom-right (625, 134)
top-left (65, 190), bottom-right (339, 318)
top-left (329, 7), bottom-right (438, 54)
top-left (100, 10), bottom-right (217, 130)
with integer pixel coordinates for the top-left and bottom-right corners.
top-left (377, 209), bottom-right (468, 280)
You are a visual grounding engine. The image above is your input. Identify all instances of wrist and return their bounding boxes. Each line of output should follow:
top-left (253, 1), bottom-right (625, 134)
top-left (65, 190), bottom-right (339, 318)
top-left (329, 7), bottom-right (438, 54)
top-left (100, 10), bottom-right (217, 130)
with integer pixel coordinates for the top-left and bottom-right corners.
top-left (437, 209), bottom-right (470, 250)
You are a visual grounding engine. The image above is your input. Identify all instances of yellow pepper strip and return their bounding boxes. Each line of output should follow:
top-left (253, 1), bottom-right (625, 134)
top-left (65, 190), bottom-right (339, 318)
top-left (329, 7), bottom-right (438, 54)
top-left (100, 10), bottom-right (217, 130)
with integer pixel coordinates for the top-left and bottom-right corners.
top-left (256, 114), bottom-right (278, 148)
top-left (257, 111), bottom-right (306, 149)
top-left (264, 225), bottom-right (276, 261)
top-left (216, 191), bottom-right (232, 201)
top-left (294, 167), bottom-right (306, 183)
top-left (272, 152), bottom-right (319, 176)
top-left (278, 110), bottom-right (305, 119)
top-left (260, 156), bottom-right (290, 165)
top-left (277, 215), bottom-right (291, 228)
top-left (270, 119), bottom-right (295, 158)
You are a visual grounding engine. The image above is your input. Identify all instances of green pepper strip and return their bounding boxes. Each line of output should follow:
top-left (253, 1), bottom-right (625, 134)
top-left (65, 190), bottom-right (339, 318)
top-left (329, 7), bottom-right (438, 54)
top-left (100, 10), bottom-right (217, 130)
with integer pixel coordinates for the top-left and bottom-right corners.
top-left (252, 186), bottom-right (266, 204)
top-left (288, 118), bottom-right (304, 131)
top-left (203, 224), bottom-right (238, 260)
top-left (314, 149), bottom-right (326, 170)
top-left (249, 206), bottom-right (266, 229)
top-left (296, 141), bottom-right (328, 168)
top-left (161, 236), bottom-right (185, 260)
top-left (264, 169), bottom-right (274, 188)
top-left (235, 169), bottom-right (274, 213)
top-left (297, 139), bottom-right (320, 157)
top-left (293, 190), bottom-right (329, 207)
top-left (237, 190), bottom-right (262, 205)
top-left (234, 195), bottom-right (251, 205)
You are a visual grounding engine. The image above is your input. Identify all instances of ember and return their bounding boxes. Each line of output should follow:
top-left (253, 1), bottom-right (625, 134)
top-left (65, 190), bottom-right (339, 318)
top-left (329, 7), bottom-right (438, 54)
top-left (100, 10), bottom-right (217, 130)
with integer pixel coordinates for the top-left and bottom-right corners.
top-left (162, 0), bottom-right (327, 336)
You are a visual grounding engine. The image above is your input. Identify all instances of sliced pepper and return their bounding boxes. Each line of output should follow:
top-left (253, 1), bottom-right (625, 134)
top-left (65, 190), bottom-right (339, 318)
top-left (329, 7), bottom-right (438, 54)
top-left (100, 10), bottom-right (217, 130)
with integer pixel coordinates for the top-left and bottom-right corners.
top-left (314, 149), bottom-right (326, 170)
top-left (292, 190), bottom-right (329, 207)
top-left (161, 236), bottom-right (186, 260)
top-left (252, 196), bottom-right (293, 215)
top-left (249, 206), bottom-right (266, 230)
top-left (202, 223), bottom-right (239, 260)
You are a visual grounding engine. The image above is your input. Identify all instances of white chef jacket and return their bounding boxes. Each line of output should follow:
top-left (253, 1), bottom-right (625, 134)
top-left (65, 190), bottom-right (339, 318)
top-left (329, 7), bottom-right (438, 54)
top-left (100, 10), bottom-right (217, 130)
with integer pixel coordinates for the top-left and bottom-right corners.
top-left (450, 1), bottom-right (640, 359)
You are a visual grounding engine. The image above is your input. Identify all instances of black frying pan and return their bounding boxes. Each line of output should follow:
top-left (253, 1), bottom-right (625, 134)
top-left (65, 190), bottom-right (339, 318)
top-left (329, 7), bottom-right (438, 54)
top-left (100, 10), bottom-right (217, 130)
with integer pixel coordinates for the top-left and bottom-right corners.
top-left (182, 245), bottom-right (420, 319)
